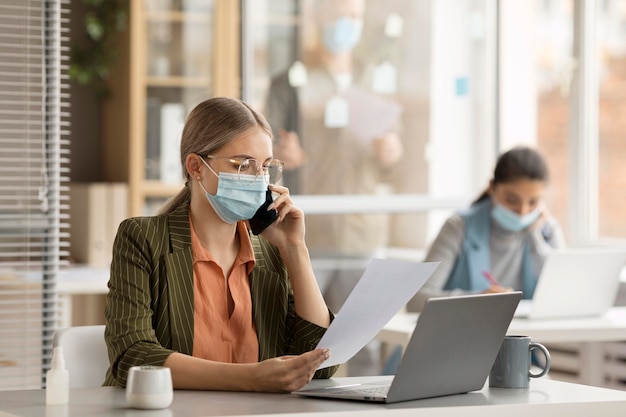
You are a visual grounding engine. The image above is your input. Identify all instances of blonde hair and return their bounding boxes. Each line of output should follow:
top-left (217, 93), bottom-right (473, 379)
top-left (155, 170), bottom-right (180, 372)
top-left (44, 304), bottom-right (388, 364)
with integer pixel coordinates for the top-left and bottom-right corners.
top-left (158, 97), bottom-right (272, 214)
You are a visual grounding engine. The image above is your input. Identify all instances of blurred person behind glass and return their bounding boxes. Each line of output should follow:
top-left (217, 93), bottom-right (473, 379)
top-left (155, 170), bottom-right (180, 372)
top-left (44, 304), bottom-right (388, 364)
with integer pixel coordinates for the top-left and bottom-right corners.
top-left (265, 0), bottom-right (403, 255)
top-left (265, 0), bottom-right (404, 376)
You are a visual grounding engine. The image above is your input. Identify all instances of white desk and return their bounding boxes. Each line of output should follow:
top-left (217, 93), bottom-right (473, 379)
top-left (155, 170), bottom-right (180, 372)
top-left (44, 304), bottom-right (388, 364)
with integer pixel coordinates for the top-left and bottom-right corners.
top-left (1, 378), bottom-right (625, 417)
top-left (379, 307), bottom-right (626, 346)
top-left (377, 307), bottom-right (626, 387)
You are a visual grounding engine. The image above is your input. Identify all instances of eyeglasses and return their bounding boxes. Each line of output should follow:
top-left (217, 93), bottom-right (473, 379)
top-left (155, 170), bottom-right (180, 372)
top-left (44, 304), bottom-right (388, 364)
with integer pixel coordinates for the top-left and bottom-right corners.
top-left (201, 155), bottom-right (284, 185)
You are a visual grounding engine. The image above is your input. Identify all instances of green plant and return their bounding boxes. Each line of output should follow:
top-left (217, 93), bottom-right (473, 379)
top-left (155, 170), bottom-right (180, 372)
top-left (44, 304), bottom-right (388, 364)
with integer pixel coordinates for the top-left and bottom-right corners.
top-left (69, 0), bottom-right (128, 98)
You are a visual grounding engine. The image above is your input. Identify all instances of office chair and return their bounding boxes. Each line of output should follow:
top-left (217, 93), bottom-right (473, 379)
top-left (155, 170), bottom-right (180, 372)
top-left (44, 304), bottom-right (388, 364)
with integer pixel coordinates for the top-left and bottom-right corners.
top-left (52, 325), bottom-right (109, 388)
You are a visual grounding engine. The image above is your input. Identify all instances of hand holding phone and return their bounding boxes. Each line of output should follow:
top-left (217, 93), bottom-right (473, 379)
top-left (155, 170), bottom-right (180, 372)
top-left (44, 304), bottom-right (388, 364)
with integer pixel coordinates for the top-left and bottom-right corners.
top-left (249, 188), bottom-right (279, 235)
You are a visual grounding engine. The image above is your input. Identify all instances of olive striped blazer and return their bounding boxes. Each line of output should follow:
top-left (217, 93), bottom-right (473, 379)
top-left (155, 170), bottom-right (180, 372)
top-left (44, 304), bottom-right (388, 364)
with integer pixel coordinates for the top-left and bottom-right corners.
top-left (103, 198), bottom-right (337, 387)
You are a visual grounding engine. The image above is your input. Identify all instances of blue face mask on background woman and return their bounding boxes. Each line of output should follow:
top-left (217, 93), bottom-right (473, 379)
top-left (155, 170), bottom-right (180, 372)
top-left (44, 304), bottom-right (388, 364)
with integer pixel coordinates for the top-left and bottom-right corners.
top-left (323, 17), bottom-right (363, 54)
top-left (491, 203), bottom-right (542, 232)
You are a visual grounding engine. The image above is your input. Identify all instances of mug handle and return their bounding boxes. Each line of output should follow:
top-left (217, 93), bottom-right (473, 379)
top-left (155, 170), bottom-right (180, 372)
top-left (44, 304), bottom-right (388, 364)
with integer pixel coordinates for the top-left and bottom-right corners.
top-left (529, 342), bottom-right (551, 378)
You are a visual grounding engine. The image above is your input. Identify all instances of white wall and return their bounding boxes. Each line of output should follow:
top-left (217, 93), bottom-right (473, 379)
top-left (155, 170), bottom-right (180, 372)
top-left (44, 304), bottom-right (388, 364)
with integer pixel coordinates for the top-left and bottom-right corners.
top-left (499, 0), bottom-right (538, 149)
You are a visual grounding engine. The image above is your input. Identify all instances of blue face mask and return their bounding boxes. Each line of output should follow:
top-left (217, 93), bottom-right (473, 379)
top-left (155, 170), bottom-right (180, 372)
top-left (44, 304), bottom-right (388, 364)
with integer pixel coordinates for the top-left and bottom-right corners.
top-left (491, 203), bottom-right (542, 232)
top-left (198, 160), bottom-right (267, 224)
top-left (322, 17), bottom-right (363, 54)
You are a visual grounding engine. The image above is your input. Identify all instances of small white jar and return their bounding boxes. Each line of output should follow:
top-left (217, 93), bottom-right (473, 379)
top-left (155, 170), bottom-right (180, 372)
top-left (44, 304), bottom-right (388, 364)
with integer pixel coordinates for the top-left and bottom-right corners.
top-left (126, 365), bottom-right (173, 409)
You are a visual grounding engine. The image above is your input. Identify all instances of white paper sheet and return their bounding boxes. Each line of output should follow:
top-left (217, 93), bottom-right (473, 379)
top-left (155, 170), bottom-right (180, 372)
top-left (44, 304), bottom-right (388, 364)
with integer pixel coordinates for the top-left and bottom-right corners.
top-left (345, 87), bottom-right (403, 144)
top-left (316, 258), bottom-right (439, 369)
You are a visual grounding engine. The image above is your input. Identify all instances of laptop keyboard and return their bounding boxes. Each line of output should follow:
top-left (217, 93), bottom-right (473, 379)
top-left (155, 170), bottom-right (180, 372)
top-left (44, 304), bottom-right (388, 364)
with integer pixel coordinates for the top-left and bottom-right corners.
top-left (338, 385), bottom-right (390, 398)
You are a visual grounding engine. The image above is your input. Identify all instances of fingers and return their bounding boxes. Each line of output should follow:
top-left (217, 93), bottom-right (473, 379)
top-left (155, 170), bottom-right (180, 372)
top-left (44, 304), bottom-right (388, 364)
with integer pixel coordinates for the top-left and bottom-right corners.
top-left (282, 349), bottom-right (332, 392)
top-left (278, 129), bottom-right (298, 144)
top-left (281, 348), bottom-right (330, 371)
top-left (268, 183), bottom-right (289, 196)
top-left (484, 285), bottom-right (513, 294)
top-left (267, 185), bottom-right (288, 207)
top-left (259, 185), bottom-right (306, 245)
top-left (259, 349), bottom-right (332, 393)
top-left (301, 348), bottom-right (332, 368)
top-left (267, 184), bottom-right (300, 222)
top-left (530, 209), bottom-right (548, 230)
top-left (372, 132), bottom-right (403, 167)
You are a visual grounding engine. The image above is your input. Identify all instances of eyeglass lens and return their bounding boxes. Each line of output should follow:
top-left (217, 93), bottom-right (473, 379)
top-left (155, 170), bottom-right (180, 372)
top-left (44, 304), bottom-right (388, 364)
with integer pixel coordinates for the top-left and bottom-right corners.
top-left (237, 159), bottom-right (283, 185)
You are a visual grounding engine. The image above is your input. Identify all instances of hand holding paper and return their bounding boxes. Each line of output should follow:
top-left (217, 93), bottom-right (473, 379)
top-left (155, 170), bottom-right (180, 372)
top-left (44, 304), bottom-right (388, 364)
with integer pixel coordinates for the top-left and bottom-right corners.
top-left (316, 258), bottom-right (439, 369)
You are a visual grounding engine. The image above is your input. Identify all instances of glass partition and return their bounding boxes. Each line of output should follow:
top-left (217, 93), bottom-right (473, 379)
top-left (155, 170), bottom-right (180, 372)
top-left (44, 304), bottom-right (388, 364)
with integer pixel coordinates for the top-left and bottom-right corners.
top-left (243, 0), bottom-right (496, 254)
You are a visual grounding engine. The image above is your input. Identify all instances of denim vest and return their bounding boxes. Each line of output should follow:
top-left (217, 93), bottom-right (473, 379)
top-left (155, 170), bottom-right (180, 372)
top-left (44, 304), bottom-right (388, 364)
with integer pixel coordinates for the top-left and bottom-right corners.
top-left (443, 199), bottom-right (537, 299)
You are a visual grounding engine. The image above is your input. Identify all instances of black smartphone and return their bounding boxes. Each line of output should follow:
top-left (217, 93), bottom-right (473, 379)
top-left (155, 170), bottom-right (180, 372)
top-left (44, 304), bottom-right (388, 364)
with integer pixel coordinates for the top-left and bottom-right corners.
top-left (249, 188), bottom-right (278, 235)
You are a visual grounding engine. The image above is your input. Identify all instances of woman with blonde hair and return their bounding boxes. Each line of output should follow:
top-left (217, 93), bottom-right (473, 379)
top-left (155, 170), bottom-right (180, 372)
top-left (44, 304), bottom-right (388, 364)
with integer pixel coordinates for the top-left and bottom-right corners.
top-left (104, 97), bottom-right (336, 392)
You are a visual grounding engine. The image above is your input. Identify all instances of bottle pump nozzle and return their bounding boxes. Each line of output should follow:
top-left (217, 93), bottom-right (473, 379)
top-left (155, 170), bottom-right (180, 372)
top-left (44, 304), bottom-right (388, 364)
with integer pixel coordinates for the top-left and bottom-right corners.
top-left (51, 346), bottom-right (66, 370)
top-left (46, 346), bottom-right (69, 405)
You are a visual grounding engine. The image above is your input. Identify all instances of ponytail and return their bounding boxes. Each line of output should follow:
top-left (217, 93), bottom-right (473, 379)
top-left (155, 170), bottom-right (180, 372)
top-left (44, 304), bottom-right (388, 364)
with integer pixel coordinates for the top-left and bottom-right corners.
top-left (157, 185), bottom-right (190, 215)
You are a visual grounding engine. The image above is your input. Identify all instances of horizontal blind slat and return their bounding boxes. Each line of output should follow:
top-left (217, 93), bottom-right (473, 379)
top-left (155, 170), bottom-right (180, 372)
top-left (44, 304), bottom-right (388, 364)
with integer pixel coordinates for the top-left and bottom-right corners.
top-left (0, 0), bottom-right (70, 391)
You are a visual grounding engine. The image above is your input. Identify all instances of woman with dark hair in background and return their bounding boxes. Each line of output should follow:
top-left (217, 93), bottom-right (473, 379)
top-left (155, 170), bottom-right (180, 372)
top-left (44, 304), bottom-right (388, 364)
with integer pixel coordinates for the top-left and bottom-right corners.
top-left (407, 146), bottom-right (566, 312)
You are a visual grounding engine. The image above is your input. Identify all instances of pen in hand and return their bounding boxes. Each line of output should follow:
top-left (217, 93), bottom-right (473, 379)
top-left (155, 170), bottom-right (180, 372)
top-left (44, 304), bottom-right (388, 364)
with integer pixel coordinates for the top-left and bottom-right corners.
top-left (482, 271), bottom-right (513, 294)
top-left (482, 271), bottom-right (500, 287)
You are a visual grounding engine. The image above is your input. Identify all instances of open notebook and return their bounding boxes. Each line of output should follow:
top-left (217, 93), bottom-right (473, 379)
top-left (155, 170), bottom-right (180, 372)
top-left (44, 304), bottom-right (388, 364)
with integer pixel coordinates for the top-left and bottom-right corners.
top-left (515, 248), bottom-right (626, 319)
top-left (294, 292), bottom-right (522, 404)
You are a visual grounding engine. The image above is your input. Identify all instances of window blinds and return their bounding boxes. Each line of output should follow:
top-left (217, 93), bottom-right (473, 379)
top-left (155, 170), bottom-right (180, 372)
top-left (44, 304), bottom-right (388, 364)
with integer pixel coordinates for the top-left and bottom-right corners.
top-left (0, 0), bottom-right (70, 390)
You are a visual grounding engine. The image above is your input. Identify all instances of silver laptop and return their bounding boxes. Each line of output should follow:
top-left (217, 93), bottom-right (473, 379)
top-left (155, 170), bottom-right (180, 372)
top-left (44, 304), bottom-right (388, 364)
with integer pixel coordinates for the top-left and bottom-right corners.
top-left (514, 248), bottom-right (626, 320)
top-left (294, 291), bottom-right (522, 404)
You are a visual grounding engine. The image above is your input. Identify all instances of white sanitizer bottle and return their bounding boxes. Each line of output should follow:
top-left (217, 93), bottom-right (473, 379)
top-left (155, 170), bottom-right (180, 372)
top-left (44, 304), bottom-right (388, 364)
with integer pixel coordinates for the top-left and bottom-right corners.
top-left (46, 346), bottom-right (69, 405)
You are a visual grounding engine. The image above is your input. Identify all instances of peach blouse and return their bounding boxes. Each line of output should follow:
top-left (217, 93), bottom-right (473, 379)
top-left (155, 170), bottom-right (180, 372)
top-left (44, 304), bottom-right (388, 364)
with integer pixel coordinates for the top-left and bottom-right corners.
top-left (190, 218), bottom-right (259, 363)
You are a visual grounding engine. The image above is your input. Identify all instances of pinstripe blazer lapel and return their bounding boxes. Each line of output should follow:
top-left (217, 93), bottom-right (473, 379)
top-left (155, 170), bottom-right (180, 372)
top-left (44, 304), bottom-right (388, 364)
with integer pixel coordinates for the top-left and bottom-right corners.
top-left (163, 202), bottom-right (195, 355)
top-left (249, 236), bottom-right (291, 360)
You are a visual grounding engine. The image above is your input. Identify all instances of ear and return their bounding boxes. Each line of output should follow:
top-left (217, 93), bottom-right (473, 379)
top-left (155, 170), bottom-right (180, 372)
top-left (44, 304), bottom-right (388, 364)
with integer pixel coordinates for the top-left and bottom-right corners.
top-left (185, 154), bottom-right (203, 181)
top-left (487, 180), bottom-right (495, 196)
